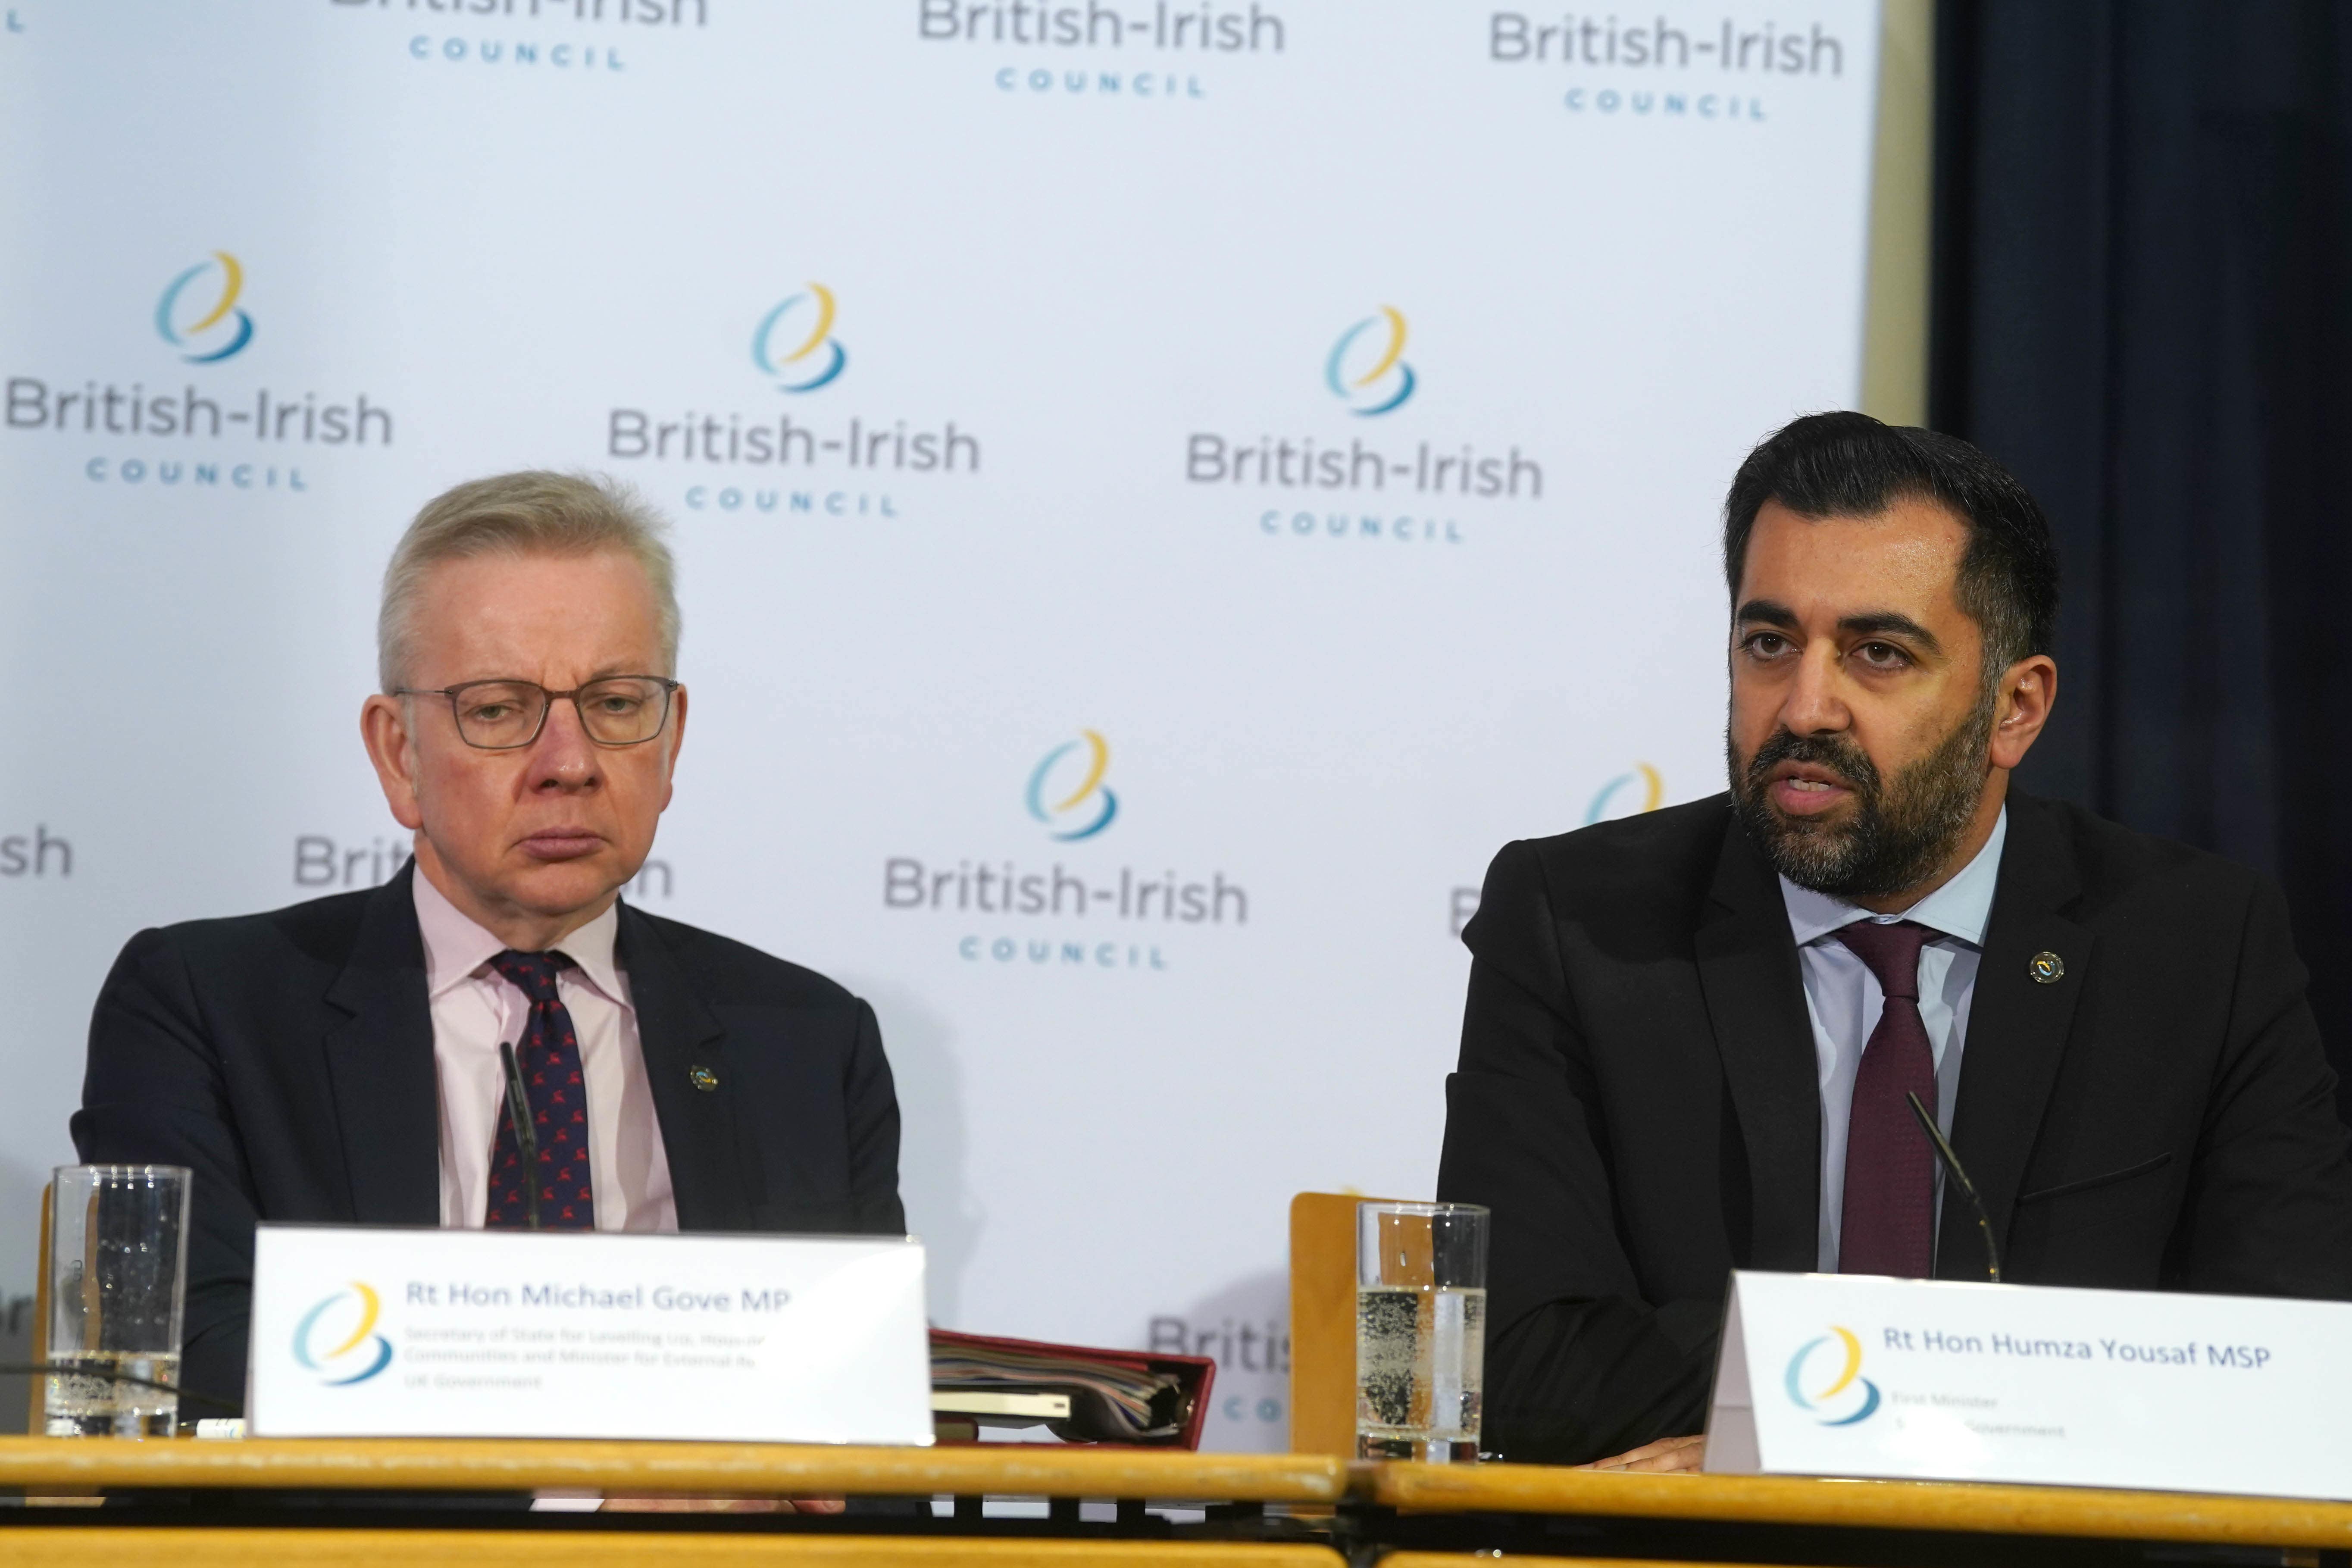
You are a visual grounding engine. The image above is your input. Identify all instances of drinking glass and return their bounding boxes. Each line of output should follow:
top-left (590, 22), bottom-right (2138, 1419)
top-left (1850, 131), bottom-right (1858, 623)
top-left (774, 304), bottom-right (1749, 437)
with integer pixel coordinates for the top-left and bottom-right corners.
top-left (47, 1165), bottom-right (191, 1438)
top-left (1355, 1200), bottom-right (1488, 1462)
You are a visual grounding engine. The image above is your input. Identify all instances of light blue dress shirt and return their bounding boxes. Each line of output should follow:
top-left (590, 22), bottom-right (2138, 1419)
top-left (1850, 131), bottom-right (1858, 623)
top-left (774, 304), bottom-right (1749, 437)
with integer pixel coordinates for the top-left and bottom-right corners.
top-left (1779, 807), bottom-right (2008, 1272)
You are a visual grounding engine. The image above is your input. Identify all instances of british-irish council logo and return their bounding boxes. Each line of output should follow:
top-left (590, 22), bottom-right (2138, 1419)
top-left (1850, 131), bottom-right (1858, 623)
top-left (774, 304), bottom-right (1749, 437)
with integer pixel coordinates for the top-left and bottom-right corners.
top-left (1026, 729), bottom-right (1118, 842)
top-left (752, 283), bottom-right (848, 393)
top-left (1784, 1325), bottom-right (1880, 1426)
top-left (155, 250), bottom-right (254, 363)
top-left (1584, 762), bottom-right (1664, 824)
top-left (1325, 305), bottom-right (1416, 416)
top-left (293, 1281), bottom-right (394, 1386)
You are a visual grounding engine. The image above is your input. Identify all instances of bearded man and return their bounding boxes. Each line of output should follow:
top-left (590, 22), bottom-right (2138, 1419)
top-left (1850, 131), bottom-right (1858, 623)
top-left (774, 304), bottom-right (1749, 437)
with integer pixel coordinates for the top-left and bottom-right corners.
top-left (1436, 412), bottom-right (2352, 1469)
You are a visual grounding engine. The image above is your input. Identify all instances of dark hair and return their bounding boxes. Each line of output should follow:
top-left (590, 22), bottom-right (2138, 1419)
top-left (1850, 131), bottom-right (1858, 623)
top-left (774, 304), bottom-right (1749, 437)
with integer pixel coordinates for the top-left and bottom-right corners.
top-left (1723, 411), bottom-right (2059, 671)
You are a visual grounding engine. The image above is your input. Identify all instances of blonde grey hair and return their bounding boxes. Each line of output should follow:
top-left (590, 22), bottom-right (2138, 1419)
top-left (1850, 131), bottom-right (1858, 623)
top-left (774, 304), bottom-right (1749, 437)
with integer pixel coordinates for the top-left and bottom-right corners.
top-left (377, 470), bottom-right (680, 691)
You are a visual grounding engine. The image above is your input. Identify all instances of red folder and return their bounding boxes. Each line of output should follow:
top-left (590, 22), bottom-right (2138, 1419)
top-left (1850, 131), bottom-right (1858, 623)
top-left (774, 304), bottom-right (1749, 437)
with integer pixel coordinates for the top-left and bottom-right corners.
top-left (930, 1327), bottom-right (1217, 1450)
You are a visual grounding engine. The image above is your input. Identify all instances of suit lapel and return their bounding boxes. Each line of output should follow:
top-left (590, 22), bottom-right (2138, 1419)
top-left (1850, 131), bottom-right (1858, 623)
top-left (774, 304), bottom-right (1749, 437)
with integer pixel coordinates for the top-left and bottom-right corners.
top-left (320, 862), bottom-right (440, 1225)
top-left (617, 903), bottom-right (749, 1232)
top-left (1937, 792), bottom-right (2088, 1278)
top-left (1695, 814), bottom-right (1822, 1271)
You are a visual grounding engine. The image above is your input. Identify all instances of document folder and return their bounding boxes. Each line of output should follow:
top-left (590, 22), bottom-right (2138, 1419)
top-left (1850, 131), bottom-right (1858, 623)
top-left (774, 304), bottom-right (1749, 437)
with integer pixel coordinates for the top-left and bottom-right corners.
top-left (930, 1328), bottom-right (1215, 1449)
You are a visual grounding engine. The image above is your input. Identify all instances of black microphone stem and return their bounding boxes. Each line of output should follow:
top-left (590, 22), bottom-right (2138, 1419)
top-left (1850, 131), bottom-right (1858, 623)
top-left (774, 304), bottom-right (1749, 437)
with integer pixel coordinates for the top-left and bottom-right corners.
top-left (1907, 1089), bottom-right (2001, 1283)
top-left (500, 1040), bottom-right (540, 1231)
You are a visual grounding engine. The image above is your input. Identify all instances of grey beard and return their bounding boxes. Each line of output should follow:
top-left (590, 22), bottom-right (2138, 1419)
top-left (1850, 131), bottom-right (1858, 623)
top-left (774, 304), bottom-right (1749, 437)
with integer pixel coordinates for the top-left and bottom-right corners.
top-left (1727, 688), bottom-right (1996, 900)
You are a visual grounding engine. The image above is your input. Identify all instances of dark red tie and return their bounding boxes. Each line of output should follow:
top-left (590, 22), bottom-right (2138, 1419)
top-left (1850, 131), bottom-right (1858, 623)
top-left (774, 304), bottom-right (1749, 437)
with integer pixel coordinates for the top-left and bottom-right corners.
top-left (484, 949), bottom-right (596, 1230)
top-left (1834, 920), bottom-right (1936, 1277)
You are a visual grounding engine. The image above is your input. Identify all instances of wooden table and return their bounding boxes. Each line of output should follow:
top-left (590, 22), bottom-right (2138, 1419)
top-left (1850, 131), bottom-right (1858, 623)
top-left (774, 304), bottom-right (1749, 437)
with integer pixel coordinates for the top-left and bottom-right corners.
top-left (1368, 1462), bottom-right (2352, 1564)
top-left (0, 1440), bottom-right (1345, 1568)
top-left (3, 1439), bottom-right (2349, 1566)
top-left (0, 1435), bottom-right (1343, 1503)
top-left (0, 1537), bottom-right (1335, 1568)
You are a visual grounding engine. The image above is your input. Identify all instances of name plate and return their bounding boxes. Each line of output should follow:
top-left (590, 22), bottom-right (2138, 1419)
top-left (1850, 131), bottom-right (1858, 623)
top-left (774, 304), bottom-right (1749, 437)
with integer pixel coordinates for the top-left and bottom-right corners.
top-left (248, 1224), bottom-right (932, 1444)
top-left (1705, 1270), bottom-right (2352, 1499)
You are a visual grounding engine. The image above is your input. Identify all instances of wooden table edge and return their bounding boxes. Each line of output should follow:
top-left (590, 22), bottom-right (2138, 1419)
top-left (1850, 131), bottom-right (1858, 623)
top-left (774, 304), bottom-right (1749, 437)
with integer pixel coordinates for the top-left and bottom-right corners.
top-left (1361, 1462), bottom-right (2352, 1549)
top-left (0, 1528), bottom-right (1350, 1565)
top-left (0, 1437), bottom-right (1345, 1503)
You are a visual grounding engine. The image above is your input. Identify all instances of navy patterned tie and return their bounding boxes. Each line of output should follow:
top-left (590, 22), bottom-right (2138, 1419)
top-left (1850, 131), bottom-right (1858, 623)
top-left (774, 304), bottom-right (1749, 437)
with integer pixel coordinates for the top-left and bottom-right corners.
top-left (484, 949), bottom-right (595, 1230)
top-left (1834, 920), bottom-right (1936, 1277)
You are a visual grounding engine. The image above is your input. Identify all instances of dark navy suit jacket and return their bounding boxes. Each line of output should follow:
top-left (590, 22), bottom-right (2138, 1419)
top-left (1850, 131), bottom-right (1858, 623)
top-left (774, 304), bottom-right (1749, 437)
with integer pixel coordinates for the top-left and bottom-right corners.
top-left (1439, 791), bottom-right (2352, 1464)
top-left (73, 862), bottom-right (905, 1412)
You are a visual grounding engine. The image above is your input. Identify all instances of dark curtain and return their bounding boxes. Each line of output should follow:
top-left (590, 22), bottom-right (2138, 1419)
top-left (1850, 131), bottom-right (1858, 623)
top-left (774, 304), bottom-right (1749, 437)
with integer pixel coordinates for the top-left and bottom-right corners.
top-left (1932, 0), bottom-right (2352, 1119)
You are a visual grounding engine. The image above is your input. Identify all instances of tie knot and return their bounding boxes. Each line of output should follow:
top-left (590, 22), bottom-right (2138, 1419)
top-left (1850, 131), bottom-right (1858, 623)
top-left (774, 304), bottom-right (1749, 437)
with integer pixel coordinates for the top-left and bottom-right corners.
top-left (490, 948), bottom-right (574, 1002)
top-left (1834, 919), bottom-right (1931, 1001)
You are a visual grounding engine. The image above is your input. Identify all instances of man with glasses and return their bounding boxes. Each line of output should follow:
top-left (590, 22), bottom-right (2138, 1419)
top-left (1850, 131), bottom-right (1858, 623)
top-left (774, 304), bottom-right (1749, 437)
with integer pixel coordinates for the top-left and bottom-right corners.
top-left (73, 471), bottom-right (906, 1415)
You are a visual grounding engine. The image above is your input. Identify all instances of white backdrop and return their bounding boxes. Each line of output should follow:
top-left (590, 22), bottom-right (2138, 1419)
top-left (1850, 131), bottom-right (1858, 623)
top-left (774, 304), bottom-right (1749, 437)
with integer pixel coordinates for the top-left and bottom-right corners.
top-left (0, 0), bottom-right (1880, 1446)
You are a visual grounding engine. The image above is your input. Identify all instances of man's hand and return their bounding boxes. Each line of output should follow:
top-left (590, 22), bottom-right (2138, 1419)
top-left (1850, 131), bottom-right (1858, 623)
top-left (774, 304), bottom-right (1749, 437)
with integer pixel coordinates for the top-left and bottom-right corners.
top-left (1579, 1434), bottom-right (1705, 1473)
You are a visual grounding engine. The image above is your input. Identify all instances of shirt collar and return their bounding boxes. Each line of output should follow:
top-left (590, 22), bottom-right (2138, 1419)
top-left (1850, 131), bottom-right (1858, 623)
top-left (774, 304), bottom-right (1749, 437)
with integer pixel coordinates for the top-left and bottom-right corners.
top-left (1778, 804), bottom-right (2008, 950)
top-left (410, 864), bottom-right (629, 1006)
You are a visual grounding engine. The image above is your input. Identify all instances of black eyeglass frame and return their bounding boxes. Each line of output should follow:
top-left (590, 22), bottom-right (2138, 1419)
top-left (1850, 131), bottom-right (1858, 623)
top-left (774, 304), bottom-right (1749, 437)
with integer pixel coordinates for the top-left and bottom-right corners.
top-left (393, 676), bottom-right (683, 751)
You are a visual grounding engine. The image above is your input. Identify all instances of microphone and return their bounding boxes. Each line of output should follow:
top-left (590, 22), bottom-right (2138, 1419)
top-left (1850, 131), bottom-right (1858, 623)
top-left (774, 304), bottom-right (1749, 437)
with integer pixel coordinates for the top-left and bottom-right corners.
top-left (1906, 1090), bottom-right (1999, 1283)
top-left (499, 1040), bottom-right (541, 1231)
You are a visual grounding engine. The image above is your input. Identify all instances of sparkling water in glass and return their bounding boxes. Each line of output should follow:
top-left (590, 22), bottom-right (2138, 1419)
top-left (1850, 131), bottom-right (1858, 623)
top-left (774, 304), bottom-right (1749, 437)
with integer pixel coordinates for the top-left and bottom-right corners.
top-left (1356, 1200), bottom-right (1488, 1463)
top-left (47, 1165), bottom-right (191, 1438)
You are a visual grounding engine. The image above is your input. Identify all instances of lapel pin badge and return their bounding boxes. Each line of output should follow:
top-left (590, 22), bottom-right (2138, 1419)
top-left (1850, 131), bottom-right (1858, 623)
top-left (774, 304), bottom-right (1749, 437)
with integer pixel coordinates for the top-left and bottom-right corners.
top-left (690, 1065), bottom-right (720, 1092)
top-left (2029, 951), bottom-right (2066, 985)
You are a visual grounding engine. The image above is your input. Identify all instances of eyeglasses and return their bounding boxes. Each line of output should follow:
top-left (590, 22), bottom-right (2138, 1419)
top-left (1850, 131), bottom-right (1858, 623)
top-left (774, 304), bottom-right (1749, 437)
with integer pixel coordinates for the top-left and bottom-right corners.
top-left (394, 676), bottom-right (681, 751)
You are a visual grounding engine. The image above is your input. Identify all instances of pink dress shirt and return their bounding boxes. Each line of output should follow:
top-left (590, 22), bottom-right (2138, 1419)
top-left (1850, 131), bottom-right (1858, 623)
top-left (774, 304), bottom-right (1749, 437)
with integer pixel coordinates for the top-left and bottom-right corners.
top-left (413, 869), bottom-right (678, 1233)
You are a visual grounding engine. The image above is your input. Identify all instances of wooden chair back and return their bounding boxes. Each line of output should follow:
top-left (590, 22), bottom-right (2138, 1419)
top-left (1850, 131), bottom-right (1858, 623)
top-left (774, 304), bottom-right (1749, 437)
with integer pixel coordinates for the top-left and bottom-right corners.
top-left (1288, 1191), bottom-right (1408, 1457)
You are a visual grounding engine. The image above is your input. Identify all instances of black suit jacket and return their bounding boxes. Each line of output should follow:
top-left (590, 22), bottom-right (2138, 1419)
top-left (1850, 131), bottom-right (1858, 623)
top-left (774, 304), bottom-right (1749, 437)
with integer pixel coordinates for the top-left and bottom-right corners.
top-left (1436, 790), bottom-right (2352, 1465)
top-left (72, 863), bottom-right (905, 1412)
